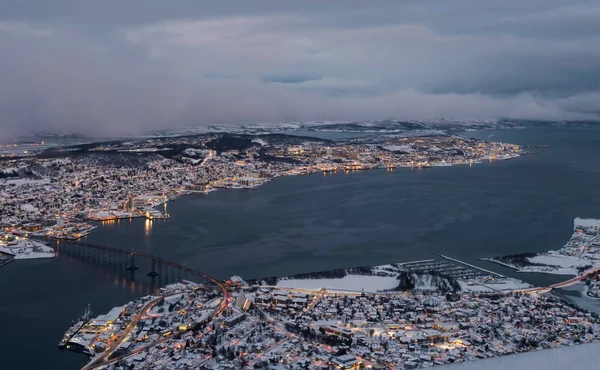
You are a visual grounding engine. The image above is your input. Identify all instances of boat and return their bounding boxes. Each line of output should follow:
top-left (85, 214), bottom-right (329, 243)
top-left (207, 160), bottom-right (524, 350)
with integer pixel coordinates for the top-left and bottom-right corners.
top-left (58, 304), bottom-right (92, 349)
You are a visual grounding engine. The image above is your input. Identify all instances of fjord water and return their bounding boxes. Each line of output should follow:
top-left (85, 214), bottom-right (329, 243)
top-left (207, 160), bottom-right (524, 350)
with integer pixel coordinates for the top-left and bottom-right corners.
top-left (1, 126), bottom-right (600, 370)
top-left (86, 126), bottom-right (600, 280)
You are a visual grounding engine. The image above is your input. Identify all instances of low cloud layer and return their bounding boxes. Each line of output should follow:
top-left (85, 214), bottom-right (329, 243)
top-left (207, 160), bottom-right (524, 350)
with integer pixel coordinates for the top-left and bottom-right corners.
top-left (1, 0), bottom-right (599, 139)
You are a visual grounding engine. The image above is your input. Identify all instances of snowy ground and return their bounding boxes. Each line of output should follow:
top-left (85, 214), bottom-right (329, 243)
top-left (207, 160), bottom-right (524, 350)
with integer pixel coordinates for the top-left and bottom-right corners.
top-left (458, 278), bottom-right (533, 293)
top-left (0, 239), bottom-right (55, 259)
top-left (521, 253), bottom-right (593, 276)
top-left (553, 283), bottom-right (600, 315)
top-left (272, 258), bottom-right (535, 294)
top-left (457, 281), bottom-right (495, 293)
top-left (487, 254), bottom-right (594, 277)
top-left (0, 178), bottom-right (50, 187)
top-left (276, 273), bottom-right (532, 294)
top-left (443, 340), bottom-right (600, 370)
top-left (486, 217), bottom-right (600, 277)
top-left (575, 217), bottom-right (600, 229)
top-left (252, 138), bottom-right (268, 146)
top-left (382, 145), bottom-right (414, 152)
top-left (276, 275), bottom-right (400, 293)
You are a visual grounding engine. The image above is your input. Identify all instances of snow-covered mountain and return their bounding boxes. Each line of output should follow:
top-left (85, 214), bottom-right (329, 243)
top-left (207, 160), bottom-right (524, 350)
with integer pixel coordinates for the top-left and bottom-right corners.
top-left (154, 118), bottom-right (600, 138)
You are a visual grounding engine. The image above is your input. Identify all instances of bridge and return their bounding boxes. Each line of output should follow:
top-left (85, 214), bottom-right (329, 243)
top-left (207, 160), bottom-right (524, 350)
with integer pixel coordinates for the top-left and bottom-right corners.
top-left (55, 240), bottom-right (229, 308)
top-left (54, 240), bottom-right (231, 369)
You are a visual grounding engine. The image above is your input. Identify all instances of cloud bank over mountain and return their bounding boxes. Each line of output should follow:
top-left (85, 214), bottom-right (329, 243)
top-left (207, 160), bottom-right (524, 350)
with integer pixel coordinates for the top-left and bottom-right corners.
top-left (1, 0), bottom-right (599, 139)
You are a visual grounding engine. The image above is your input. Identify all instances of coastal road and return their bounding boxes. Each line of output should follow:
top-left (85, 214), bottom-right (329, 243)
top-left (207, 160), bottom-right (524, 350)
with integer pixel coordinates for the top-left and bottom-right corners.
top-left (82, 294), bottom-right (167, 370)
top-left (83, 287), bottom-right (230, 370)
top-left (71, 244), bottom-right (231, 370)
top-left (549, 266), bottom-right (600, 290)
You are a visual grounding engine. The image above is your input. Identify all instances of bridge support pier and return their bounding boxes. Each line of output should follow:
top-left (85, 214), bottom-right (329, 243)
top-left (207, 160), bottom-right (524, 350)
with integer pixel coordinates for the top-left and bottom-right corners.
top-left (147, 259), bottom-right (160, 277)
top-left (125, 253), bottom-right (139, 270)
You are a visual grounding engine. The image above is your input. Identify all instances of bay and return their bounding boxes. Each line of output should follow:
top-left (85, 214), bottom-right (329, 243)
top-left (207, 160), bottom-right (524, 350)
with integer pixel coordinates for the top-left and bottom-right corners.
top-left (1, 126), bottom-right (600, 369)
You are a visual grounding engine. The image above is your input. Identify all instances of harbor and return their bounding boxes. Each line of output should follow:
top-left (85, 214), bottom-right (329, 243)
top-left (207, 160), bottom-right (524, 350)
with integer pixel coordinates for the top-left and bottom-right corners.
top-left (58, 305), bottom-right (94, 354)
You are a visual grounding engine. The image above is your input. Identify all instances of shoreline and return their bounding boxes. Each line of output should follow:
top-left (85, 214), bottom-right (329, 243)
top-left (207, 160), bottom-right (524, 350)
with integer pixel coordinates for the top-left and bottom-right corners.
top-left (0, 257), bottom-right (15, 268)
top-left (250, 256), bottom-right (534, 295)
top-left (480, 218), bottom-right (600, 297)
top-left (3, 131), bottom-right (525, 242)
top-left (84, 153), bottom-right (522, 240)
top-left (0, 239), bottom-right (55, 261)
top-left (480, 257), bottom-right (522, 271)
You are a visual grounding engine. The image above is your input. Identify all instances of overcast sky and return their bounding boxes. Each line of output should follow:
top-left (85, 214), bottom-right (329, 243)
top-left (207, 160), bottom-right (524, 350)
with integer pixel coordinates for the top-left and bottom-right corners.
top-left (1, 0), bottom-right (599, 139)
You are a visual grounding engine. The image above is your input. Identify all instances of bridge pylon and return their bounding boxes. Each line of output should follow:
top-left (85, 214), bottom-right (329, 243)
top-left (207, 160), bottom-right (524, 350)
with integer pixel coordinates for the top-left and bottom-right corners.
top-left (147, 259), bottom-right (160, 277)
top-left (125, 252), bottom-right (139, 271)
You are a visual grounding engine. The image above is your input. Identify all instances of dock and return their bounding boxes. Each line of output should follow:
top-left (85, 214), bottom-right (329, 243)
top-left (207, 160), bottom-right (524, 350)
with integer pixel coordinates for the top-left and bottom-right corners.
top-left (437, 254), bottom-right (505, 278)
top-left (0, 257), bottom-right (14, 268)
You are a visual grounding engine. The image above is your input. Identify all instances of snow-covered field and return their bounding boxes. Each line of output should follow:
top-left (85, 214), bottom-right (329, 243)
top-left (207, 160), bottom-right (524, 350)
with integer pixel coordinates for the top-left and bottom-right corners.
top-left (521, 253), bottom-right (593, 276)
top-left (486, 217), bottom-right (600, 277)
top-left (276, 275), bottom-right (400, 293)
top-left (575, 217), bottom-right (600, 229)
top-left (270, 257), bottom-right (536, 294)
top-left (252, 138), bottom-right (268, 146)
top-left (0, 178), bottom-right (50, 187)
top-left (382, 145), bottom-right (414, 152)
top-left (458, 278), bottom-right (533, 293)
top-left (183, 148), bottom-right (212, 157)
top-left (0, 240), bottom-right (55, 259)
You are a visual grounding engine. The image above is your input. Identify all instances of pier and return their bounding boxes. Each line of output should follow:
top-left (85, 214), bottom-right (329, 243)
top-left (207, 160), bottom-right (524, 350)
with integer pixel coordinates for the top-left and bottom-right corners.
top-left (0, 256), bottom-right (14, 269)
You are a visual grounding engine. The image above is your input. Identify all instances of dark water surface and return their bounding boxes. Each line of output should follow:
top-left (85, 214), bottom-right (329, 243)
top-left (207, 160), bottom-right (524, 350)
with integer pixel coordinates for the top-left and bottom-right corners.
top-left (1, 126), bottom-right (600, 369)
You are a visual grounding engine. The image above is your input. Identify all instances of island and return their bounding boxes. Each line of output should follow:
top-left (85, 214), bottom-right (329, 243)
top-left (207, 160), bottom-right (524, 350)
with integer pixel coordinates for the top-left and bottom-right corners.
top-left (57, 250), bottom-right (600, 370)
top-left (0, 132), bottom-right (524, 242)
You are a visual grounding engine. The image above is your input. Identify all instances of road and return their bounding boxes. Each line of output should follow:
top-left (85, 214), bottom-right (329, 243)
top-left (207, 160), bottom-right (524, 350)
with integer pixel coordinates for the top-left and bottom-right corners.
top-left (83, 287), bottom-right (230, 370)
top-left (76, 256), bottom-right (230, 370)
top-left (305, 288), bottom-right (327, 311)
top-left (82, 294), bottom-right (168, 370)
top-left (57, 240), bottom-right (231, 369)
top-left (549, 266), bottom-right (600, 289)
top-left (511, 266), bottom-right (600, 295)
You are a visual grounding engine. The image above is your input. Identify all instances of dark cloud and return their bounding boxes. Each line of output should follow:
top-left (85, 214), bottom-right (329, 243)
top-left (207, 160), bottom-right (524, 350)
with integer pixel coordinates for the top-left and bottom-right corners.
top-left (262, 73), bottom-right (323, 84)
top-left (0, 1), bottom-right (599, 140)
